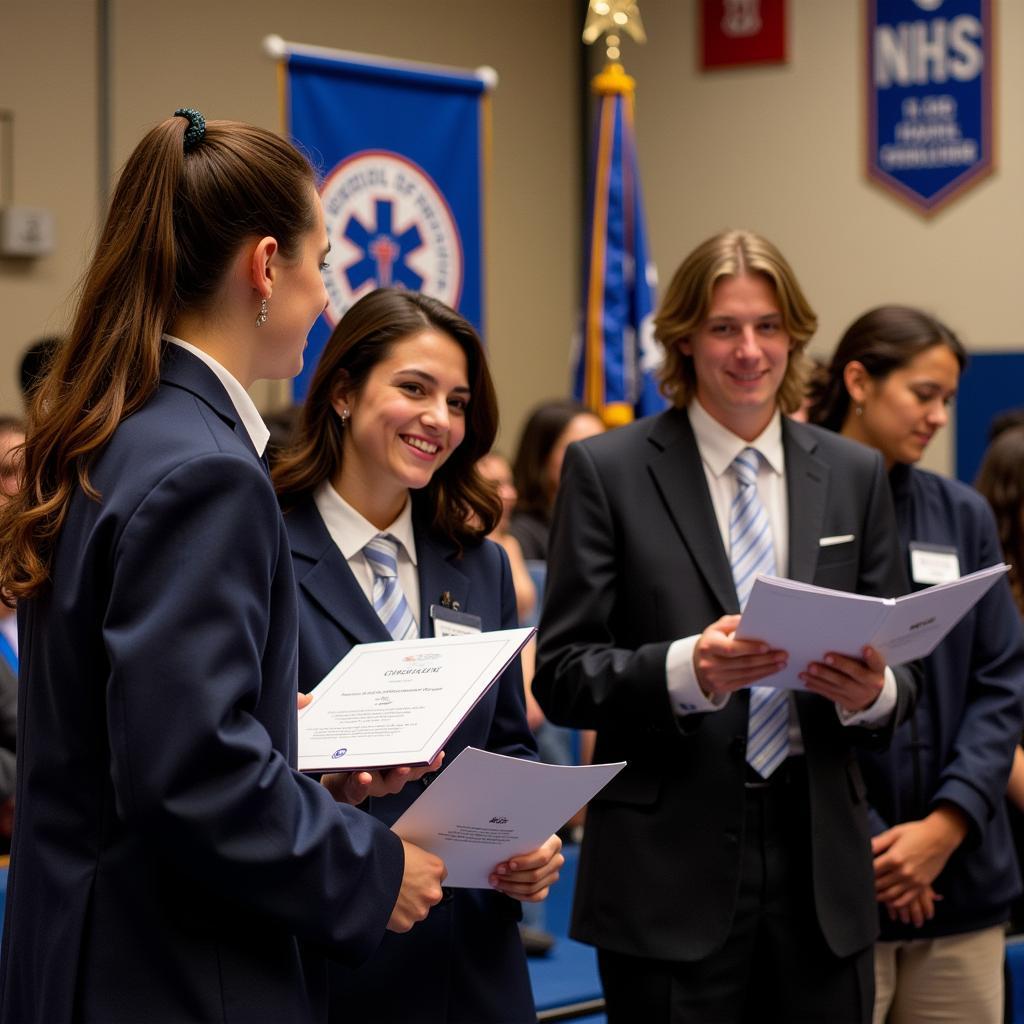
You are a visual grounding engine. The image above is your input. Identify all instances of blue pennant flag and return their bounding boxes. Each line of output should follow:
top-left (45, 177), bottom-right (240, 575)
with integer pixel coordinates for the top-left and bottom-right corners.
top-left (281, 47), bottom-right (490, 399)
top-left (573, 64), bottom-right (665, 426)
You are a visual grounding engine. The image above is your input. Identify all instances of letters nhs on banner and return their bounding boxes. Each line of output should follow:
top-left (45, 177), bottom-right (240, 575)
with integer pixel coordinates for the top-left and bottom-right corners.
top-left (866, 0), bottom-right (993, 215)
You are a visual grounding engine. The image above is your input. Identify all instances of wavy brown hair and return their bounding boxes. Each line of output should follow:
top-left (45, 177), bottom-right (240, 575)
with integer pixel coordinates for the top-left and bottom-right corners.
top-left (654, 229), bottom-right (818, 413)
top-left (975, 424), bottom-right (1024, 617)
top-left (0, 114), bottom-right (316, 602)
top-left (274, 288), bottom-right (501, 546)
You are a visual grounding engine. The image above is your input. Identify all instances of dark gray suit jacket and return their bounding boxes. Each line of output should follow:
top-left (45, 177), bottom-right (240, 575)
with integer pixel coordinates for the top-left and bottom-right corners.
top-left (533, 408), bottom-right (918, 962)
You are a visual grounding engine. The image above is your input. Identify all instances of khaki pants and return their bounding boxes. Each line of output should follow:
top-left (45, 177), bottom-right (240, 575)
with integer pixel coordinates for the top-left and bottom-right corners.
top-left (873, 926), bottom-right (1005, 1024)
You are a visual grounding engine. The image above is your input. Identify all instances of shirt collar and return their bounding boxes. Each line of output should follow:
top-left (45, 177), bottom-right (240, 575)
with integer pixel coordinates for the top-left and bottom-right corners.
top-left (163, 334), bottom-right (270, 456)
top-left (313, 480), bottom-right (418, 565)
top-left (687, 399), bottom-right (785, 479)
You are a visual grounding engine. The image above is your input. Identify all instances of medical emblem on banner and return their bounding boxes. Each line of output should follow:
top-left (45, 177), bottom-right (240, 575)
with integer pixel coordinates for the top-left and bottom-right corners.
top-left (320, 150), bottom-right (463, 324)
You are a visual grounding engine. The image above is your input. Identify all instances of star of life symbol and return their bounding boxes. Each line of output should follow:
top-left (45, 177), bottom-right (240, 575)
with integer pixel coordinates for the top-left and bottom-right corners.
top-left (320, 150), bottom-right (463, 324)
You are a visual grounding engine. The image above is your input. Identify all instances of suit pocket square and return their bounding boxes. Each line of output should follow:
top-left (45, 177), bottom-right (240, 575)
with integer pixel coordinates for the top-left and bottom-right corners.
top-left (819, 534), bottom-right (855, 547)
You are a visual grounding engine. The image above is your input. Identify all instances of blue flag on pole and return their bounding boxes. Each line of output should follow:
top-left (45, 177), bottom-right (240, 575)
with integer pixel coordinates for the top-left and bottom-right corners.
top-left (573, 63), bottom-right (665, 426)
top-left (281, 46), bottom-right (490, 399)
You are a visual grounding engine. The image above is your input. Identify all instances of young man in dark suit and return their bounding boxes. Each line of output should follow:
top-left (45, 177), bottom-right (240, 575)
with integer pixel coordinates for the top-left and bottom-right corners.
top-left (533, 230), bottom-right (919, 1023)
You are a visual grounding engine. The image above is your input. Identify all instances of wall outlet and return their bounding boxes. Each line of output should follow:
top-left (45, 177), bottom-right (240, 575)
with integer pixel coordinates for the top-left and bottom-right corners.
top-left (0, 206), bottom-right (55, 257)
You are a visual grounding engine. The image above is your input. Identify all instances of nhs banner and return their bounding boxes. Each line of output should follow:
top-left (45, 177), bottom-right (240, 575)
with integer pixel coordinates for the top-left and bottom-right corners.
top-left (281, 45), bottom-right (490, 398)
top-left (867, 0), bottom-right (993, 216)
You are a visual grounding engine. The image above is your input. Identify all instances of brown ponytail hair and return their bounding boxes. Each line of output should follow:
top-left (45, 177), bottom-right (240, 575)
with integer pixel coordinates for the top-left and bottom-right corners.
top-left (808, 306), bottom-right (967, 433)
top-left (0, 114), bottom-right (316, 602)
top-left (274, 288), bottom-right (502, 547)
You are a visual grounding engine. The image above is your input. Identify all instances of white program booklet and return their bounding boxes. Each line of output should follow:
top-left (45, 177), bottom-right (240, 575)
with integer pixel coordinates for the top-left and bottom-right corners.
top-left (297, 628), bottom-right (534, 772)
top-left (734, 564), bottom-right (1009, 690)
top-left (392, 747), bottom-right (626, 888)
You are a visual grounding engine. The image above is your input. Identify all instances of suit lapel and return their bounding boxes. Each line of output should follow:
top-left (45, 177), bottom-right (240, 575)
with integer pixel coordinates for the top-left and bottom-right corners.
top-left (783, 420), bottom-right (829, 584)
top-left (647, 409), bottom-right (739, 614)
top-left (415, 525), bottom-right (470, 637)
top-left (286, 497), bottom-right (390, 645)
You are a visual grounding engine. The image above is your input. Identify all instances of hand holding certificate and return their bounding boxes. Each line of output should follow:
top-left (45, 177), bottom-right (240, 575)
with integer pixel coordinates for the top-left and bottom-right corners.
top-left (735, 564), bottom-right (1009, 690)
top-left (298, 628), bottom-right (534, 772)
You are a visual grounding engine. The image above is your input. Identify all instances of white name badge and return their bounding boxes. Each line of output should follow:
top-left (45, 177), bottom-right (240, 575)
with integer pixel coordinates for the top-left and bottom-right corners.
top-left (430, 604), bottom-right (483, 637)
top-left (910, 542), bottom-right (960, 585)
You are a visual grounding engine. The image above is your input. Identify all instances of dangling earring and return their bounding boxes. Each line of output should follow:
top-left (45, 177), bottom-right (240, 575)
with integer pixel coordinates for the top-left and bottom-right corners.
top-left (340, 408), bottom-right (351, 426)
top-left (256, 297), bottom-right (269, 328)
top-left (855, 404), bottom-right (864, 417)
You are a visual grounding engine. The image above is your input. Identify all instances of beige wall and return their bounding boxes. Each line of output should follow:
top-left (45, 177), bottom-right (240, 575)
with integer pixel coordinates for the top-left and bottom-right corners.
top-left (623, 0), bottom-right (1022, 474)
top-left (3, 1), bottom-right (1020, 472)
top-left (0, 1), bottom-right (99, 411)
top-left (0, 0), bottom-right (580, 447)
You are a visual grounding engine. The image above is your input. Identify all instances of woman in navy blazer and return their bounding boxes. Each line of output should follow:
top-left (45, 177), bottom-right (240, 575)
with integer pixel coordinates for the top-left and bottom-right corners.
top-left (0, 113), bottom-right (445, 1024)
top-left (275, 287), bottom-right (563, 1024)
top-left (811, 306), bottom-right (1024, 1024)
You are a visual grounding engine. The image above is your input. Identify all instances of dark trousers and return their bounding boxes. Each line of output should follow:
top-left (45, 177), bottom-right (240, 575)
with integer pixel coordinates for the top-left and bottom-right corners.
top-left (598, 759), bottom-right (873, 1024)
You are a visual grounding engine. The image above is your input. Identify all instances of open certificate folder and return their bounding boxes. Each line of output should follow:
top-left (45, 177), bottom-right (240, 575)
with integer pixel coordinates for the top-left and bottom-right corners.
top-left (735, 564), bottom-right (1009, 690)
top-left (392, 748), bottom-right (626, 888)
top-left (297, 628), bottom-right (534, 772)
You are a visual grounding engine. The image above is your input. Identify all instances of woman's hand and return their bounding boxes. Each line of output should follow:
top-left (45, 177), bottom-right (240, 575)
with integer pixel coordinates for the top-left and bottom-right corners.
top-left (872, 806), bottom-right (968, 905)
top-left (322, 751), bottom-right (445, 806)
top-left (489, 833), bottom-right (564, 902)
top-left (884, 884), bottom-right (941, 928)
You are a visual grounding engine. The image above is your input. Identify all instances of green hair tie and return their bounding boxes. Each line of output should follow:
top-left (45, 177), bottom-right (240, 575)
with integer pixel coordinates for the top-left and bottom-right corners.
top-left (173, 107), bottom-right (206, 152)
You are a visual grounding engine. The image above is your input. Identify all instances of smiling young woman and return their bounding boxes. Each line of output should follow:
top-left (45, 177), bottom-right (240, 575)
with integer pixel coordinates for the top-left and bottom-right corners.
top-left (273, 287), bottom-right (563, 1024)
top-left (810, 305), bottom-right (1024, 1024)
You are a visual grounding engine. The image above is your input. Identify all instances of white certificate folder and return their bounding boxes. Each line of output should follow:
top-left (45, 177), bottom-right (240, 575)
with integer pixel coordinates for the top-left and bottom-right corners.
top-left (392, 747), bottom-right (626, 888)
top-left (735, 564), bottom-right (1009, 690)
top-left (297, 627), bottom-right (535, 773)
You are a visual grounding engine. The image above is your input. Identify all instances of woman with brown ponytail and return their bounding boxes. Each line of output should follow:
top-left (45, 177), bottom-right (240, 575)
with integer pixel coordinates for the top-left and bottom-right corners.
top-left (0, 111), bottom-right (445, 1024)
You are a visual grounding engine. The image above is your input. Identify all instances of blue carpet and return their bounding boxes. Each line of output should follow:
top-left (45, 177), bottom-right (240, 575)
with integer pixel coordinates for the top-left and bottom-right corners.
top-left (527, 844), bottom-right (606, 1021)
top-left (1008, 936), bottom-right (1024, 1023)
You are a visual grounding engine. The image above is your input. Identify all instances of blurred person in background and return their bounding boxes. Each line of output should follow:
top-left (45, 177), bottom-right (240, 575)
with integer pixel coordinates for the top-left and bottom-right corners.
top-left (509, 399), bottom-right (605, 561)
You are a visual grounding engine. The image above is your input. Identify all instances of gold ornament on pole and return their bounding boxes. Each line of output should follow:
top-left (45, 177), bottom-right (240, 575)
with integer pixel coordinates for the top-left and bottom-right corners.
top-left (583, 0), bottom-right (646, 94)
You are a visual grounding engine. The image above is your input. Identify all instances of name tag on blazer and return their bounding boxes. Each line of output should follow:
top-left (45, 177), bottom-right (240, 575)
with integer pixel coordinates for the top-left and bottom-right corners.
top-left (430, 604), bottom-right (483, 637)
top-left (909, 541), bottom-right (960, 585)
top-left (819, 534), bottom-right (855, 548)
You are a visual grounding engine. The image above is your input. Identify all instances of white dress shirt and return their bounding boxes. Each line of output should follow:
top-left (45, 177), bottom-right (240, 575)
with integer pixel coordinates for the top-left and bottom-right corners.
top-left (313, 481), bottom-right (421, 629)
top-left (163, 335), bottom-right (270, 457)
top-left (665, 399), bottom-right (896, 736)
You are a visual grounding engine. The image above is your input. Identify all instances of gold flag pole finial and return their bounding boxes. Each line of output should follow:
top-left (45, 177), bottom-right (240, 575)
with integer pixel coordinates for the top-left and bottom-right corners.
top-left (582, 1), bottom-right (646, 94)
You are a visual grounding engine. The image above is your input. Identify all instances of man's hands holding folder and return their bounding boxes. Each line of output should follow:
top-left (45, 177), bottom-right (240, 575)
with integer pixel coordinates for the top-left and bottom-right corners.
top-left (694, 616), bottom-right (887, 712)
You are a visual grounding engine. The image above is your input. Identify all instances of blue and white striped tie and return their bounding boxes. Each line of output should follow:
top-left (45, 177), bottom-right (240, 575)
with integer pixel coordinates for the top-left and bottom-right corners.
top-left (364, 534), bottom-right (419, 641)
top-left (730, 448), bottom-right (788, 779)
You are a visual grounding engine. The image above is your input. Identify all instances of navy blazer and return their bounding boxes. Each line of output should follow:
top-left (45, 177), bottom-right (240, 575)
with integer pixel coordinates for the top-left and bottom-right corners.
top-left (534, 409), bottom-right (919, 962)
top-left (285, 493), bottom-right (538, 1024)
top-left (0, 347), bottom-right (404, 1024)
top-left (861, 464), bottom-right (1024, 939)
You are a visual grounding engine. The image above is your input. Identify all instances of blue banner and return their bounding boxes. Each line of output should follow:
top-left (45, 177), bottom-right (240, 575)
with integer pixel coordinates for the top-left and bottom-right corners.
top-left (284, 50), bottom-right (488, 399)
top-left (867, 0), bottom-right (993, 215)
top-left (573, 65), bottom-right (665, 426)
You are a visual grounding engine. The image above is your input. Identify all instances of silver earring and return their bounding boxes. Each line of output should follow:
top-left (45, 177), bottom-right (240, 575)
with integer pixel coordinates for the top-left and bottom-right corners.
top-left (855, 404), bottom-right (864, 417)
top-left (340, 408), bottom-right (350, 425)
top-left (256, 297), bottom-right (269, 328)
